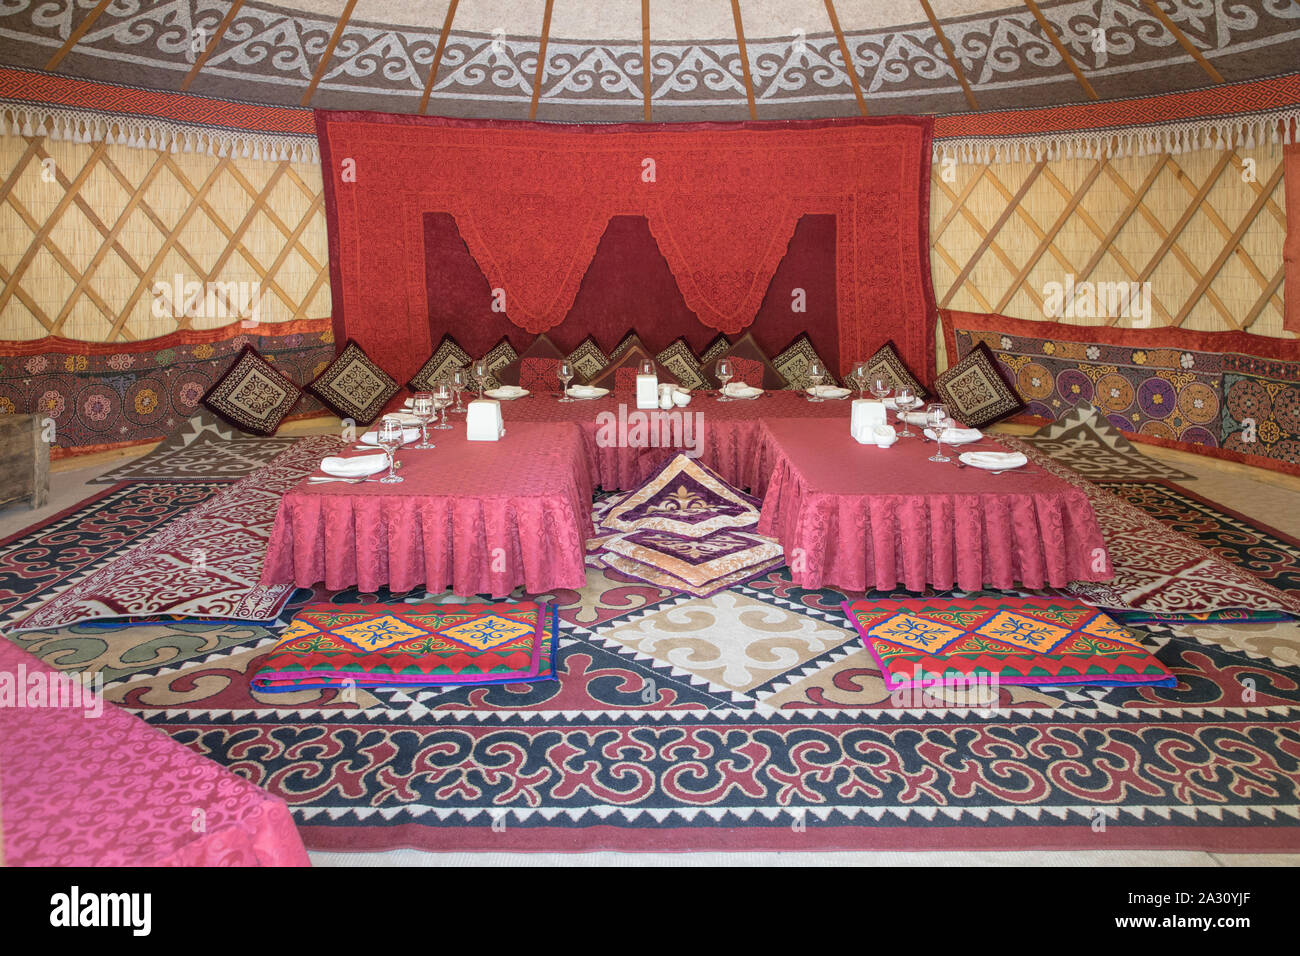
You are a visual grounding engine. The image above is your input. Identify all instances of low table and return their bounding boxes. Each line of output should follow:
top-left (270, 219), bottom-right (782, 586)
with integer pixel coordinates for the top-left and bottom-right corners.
top-left (0, 639), bottom-right (308, 866)
top-left (261, 422), bottom-right (593, 597)
top-left (755, 418), bottom-right (1112, 593)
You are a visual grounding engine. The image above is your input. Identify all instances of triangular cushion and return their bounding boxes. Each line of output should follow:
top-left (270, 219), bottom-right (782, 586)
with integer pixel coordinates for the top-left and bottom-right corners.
top-left (600, 454), bottom-right (763, 539)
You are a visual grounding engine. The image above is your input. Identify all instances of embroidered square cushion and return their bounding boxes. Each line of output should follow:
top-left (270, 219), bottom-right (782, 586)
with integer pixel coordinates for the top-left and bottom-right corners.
top-left (932, 341), bottom-right (1027, 428)
top-left (306, 339), bottom-right (400, 425)
top-left (497, 334), bottom-right (564, 388)
top-left (566, 335), bottom-right (610, 384)
top-left (201, 344), bottom-right (303, 436)
top-left (699, 333), bottom-right (732, 367)
top-left (859, 340), bottom-right (927, 400)
top-left (588, 344), bottom-right (679, 392)
top-left (609, 330), bottom-right (647, 362)
top-left (476, 336), bottom-right (519, 390)
top-left (407, 333), bottom-right (471, 392)
top-left (655, 337), bottom-right (710, 391)
top-left (773, 332), bottom-right (838, 389)
top-left (705, 332), bottom-right (787, 390)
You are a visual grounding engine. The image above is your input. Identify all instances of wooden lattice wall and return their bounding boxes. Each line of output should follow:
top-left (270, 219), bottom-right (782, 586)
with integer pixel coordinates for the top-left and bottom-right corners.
top-left (0, 132), bottom-right (1291, 348)
top-left (931, 143), bottom-right (1291, 340)
top-left (0, 134), bottom-right (328, 343)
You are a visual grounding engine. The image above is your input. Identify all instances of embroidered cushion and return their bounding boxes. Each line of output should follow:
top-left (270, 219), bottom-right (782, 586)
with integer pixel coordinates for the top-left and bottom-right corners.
top-left (933, 341), bottom-right (1027, 428)
top-left (306, 339), bottom-right (400, 425)
top-left (655, 337), bottom-right (710, 391)
top-left (201, 344), bottom-right (303, 436)
top-left (407, 333), bottom-right (471, 392)
top-left (497, 334), bottom-right (564, 388)
top-left (773, 332), bottom-right (838, 389)
top-left (858, 340), bottom-right (927, 400)
top-left (566, 335), bottom-right (610, 384)
top-left (705, 332), bottom-right (787, 390)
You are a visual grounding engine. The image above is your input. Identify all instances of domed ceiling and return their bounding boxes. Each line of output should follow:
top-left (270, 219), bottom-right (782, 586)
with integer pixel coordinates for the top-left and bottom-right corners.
top-left (2, 0), bottom-right (1299, 123)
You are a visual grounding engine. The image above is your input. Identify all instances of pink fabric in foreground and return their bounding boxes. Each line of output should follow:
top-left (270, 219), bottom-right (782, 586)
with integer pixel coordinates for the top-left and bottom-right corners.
top-left (755, 419), bottom-right (1111, 592)
top-left (261, 422), bottom-right (594, 597)
top-left (0, 639), bottom-right (309, 867)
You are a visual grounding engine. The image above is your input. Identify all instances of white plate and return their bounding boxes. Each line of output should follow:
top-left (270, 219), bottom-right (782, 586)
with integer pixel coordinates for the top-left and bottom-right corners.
top-left (722, 385), bottom-right (763, 400)
top-left (319, 453), bottom-right (388, 478)
top-left (360, 426), bottom-right (421, 446)
top-left (485, 387), bottom-right (529, 400)
top-left (567, 386), bottom-right (609, 400)
top-left (959, 451), bottom-right (1029, 471)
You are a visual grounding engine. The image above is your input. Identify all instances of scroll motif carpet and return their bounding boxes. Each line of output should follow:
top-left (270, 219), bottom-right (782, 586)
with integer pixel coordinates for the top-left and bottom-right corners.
top-left (8, 435), bottom-right (343, 632)
top-left (4, 559), bottom-right (1290, 854)
top-left (91, 411), bottom-right (302, 483)
top-left (1021, 401), bottom-right (1195, 481)
top-left (251, 602), bottom-right (558, 692)
top-left (843, 595), bottom-right (1176, 689)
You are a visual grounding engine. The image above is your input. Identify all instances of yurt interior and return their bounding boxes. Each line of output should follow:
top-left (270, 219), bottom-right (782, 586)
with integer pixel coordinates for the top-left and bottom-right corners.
top-left (2, 0), bottom-right (1300, 875)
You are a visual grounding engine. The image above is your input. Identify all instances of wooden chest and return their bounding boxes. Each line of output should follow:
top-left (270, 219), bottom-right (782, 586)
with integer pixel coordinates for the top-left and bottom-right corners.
top-left (0, 414), bottom-right (49, 510)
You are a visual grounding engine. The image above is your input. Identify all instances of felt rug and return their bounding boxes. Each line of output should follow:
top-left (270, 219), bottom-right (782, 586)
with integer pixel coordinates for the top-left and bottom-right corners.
top-left (1021, 400), bottom-right (1195, 481)
top-left (251, 601), bottom-right (558, 692)
top-left (57, 559), bottom-right (1298, 853)
top-left (999, 437), bottom-right (1300, 622)
top-left (91, 411), bottom-right (303, 483)
top-left (843, 595), bottom-right (1176, 689)
top-left (9, 435), bottom-right (343, 632)
top-left (590, 455), bottom-right (783, 597)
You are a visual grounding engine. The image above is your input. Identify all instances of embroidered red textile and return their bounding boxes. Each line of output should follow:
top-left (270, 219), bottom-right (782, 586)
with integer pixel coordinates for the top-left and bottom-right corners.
top-left (315, 112), bottom-right (935, 383)
top-left (1286, 142), bottom-right (1300, 333)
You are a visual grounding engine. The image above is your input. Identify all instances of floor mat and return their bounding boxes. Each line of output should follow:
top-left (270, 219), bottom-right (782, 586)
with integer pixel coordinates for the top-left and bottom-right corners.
top-left (1020, 400), bottom-right (1195, 481)
top-left (9, 435), bottom-right (343, 631)
top-left (91, 411), bottom-right (304, 483)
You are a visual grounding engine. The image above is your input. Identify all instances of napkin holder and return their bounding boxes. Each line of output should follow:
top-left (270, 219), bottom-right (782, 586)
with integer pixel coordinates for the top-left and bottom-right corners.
top-left (636, 373), bottom-right (659, 410)
top-left (850, 400), bottom-right (887, 441)
top-left (466, 399), bottom-right (505, 441)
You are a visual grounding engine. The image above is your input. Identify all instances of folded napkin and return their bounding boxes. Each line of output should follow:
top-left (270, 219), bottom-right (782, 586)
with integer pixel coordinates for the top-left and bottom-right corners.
top-left (361, 426), bottom-right (420, 445)
top-left (320, 453), bottom-right (388, 478)
top-left (807, 384), bottom-right (850, 399)
top-left (959, 451), bottom-right (1029, 471)
top-left (924, 426), bottom-right (983, 444)
top-left (898, 410), bottom-right (931, 425)
top-left (723, 382), bottom-right (763, 399)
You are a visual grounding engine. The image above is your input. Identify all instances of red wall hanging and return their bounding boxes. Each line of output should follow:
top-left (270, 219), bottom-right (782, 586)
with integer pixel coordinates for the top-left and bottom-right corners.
top-left (315, 111), bottom-right (936, 383)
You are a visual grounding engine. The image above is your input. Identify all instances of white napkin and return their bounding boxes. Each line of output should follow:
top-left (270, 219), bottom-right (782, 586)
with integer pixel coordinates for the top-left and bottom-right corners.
top-left (723, 382), bottom-right (763, 399)
top-left (319, 453), bottom-right (388, 477)
top-left (898, 410), bottom-right (931, 425)
top-left (361, 426), bottom-right (421, 445)
top-left (924, 426), bottom-right (983, 444)
top-left (567, 385), bottom-right (608, 399)
top-left (486, 386), bottom-right (528, 400)
top-left (807, 384), bottom-right (850, 399)
top-left (959, 451), bottom-right (1029, 471)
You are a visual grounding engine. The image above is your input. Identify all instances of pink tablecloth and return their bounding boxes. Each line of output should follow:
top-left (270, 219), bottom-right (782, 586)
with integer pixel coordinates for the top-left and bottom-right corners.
top-left (0, 640), bottom-right (308, 866)
top-left (261, 422), bottom-right (593, 597)
top-left (500, 390), bottom-right (850, 490)
top-left (755, 419), bottom-right (1112, 592)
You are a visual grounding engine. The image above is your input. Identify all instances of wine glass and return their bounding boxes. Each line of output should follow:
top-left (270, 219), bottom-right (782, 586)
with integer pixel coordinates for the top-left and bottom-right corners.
top-left (869, 375), bottom-right (891, 403)
top-left (895, 385), bottom-right (917, 438)
top-left (411, 392), bottom-right (436, 449)
top-left (716, 359), bottom-right (733, 401)
top-left (927, 403), bottom-right (951, 462)
top-left (851, 362), bottom-right (869, 400)
top-left (450, 368), bottom-right (468, 414)
top-left (432, 382), bottom-right (452, 429)
top-left (375, 418), bottom-right (404, 483)
top-left (639, 358), bottom-right (655, 377)
top-left (807, 359), bottom-right (826, 402)
top-left (472, 359), bottom-right (488, 400)
top-left (558, 360), bottom-right (575, 402)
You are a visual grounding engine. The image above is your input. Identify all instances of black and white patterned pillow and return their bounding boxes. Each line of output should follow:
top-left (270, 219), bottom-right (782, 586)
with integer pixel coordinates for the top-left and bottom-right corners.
top-left (201, 344), bottom-right (303, 436)
top-left (477, 337), bottom-right (519, 390)
top-left (933, 342), bottom-right (1026, 429)
top-left (566, 335), bottom-right (610, 384)
top-left (699, 333), bottom-right (731, 368)
top-left (655, 338), bottom-right (709, 391)
top-left (306, 339), bottom-right (399, 425)
top-left (408, 333), bottom-right (471, 392)
top-left (859, 340), bottom-right (928, 401)
top-left (773, 333), bottom-right (838, 390)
